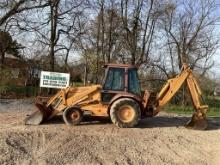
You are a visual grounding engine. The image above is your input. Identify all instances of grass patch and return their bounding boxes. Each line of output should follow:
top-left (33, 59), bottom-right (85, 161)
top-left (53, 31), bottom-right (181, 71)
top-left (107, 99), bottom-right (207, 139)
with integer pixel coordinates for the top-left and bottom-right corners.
top-left (1, 85), bottom-right (39, 98)
top-left (7, 86), bottom-right (38, 95)
top-left (70, 82), bottom-right (84, 87)
top-left (166, 105), bottom-right (220, 117)
top-left (205, 96), bottom-right (220, 107)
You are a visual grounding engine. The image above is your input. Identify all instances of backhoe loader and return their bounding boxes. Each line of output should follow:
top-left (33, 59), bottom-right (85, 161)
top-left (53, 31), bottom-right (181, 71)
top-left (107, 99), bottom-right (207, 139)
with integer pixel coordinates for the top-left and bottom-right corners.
top-left (25, 63), bottom-right (208, 130)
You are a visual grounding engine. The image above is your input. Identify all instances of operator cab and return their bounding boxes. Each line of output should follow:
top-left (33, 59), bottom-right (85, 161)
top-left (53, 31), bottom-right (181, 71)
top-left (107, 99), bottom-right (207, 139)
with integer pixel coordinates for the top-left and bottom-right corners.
top-left (101, 64), bottom-right (141, 103)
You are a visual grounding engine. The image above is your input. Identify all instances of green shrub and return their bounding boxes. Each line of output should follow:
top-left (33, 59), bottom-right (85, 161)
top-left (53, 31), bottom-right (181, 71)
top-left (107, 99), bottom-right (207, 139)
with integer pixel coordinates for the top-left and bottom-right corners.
top-left (166, 103), bottom-right (220, 117)
top-left (0, 68), bottom-right (12, 94)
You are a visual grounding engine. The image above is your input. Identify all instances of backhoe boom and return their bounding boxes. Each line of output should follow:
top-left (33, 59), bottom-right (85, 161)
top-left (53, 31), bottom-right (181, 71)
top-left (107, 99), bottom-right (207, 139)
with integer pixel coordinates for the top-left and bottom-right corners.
top-left (155, 64), bottom-right (208, 129)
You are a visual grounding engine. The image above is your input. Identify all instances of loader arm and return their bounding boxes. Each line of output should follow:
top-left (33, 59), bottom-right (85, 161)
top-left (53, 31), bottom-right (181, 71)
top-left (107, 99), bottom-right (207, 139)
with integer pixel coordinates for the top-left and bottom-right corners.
top-left (155, 64), bottom-right (208, 129)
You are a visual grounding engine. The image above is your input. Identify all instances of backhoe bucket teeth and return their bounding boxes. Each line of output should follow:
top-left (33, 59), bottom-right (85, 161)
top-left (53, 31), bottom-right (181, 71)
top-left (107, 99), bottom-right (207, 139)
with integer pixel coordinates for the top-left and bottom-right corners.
top-left (185, 111), bottom-right (208, 130)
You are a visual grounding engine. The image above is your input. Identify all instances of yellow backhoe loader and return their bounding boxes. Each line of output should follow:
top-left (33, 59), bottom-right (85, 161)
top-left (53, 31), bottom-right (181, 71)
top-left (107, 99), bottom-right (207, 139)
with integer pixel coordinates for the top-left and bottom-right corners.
top-left (25, 63), bottom-right (208, 130)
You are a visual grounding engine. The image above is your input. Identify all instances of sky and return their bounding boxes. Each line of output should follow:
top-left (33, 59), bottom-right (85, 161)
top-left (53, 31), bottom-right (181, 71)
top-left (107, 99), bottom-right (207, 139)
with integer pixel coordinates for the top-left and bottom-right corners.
top-left (210, 22), bottom-right (220, 79)
top-left (210, 50), bottom-right (220, 78)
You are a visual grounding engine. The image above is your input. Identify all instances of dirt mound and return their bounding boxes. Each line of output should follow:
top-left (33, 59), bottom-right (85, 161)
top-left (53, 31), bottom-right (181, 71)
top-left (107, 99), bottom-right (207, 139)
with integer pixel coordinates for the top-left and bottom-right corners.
top-left (0, 99), bottom-right (220, 164)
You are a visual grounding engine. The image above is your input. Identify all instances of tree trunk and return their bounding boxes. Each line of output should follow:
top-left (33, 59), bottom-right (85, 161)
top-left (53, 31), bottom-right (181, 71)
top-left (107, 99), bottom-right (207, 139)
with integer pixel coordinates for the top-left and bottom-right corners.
top-left (95, 9), bottom-right (101, 83)
top-left (101, 0), bottom-right (105, 64)
top-left (107, 6), bottom-right (113, 63)
top-left (0, 51), bottom-right (5, 68)
top-left (64, 49), bottom-right (70, 72)
top-left (49, 44), bottom-right (55, 71)
top-left (83, 54), bottom-right (88, 86)
top-left (49, 0), bottom-right (59, 71)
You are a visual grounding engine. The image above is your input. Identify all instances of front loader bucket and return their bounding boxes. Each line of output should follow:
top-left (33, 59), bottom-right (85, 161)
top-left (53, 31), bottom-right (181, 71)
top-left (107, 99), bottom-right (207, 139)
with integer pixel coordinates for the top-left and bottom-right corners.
top-left (24, 97), bottom-right (53, 125)
top-left (185, 111), bottom-right (208, 130)
top-left (24, 110), bottom-right (45, 125)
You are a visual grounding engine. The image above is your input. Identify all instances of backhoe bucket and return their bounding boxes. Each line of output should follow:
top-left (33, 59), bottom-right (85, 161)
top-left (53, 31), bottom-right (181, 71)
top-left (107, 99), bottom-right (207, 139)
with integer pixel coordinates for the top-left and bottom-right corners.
top-left (185, 111), bottom-right (208, 130)
top-left (24, 97), bottom-right (52, 125)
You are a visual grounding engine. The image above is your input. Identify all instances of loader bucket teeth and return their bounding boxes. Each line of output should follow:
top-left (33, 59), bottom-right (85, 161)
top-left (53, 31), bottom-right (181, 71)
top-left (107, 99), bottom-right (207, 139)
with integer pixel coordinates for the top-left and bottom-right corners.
top-left (185, 111), bottom-right (208, 130)
top-left (24, 111), bottom-right (45, 125)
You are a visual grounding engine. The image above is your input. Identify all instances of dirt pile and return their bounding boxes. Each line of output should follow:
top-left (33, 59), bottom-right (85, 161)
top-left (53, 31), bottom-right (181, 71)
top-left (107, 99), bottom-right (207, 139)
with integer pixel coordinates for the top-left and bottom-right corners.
top-left (0, 99), bottom-right (220, 165)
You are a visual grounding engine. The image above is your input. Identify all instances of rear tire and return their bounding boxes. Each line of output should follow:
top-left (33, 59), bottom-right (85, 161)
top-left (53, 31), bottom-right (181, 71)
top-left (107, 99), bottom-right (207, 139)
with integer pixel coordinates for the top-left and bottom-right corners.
top-left (110, 98), bottom-right (141, 128)
top-left (63, 107), bottom-right (83, 125)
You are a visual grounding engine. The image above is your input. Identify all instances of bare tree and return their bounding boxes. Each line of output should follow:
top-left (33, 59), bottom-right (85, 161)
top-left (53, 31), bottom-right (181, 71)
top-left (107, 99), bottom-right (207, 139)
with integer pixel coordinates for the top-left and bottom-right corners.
top-left (161, 0), bottom-right (220, 72)
top-left (0, 0), bottom-right (49, 27)
top-left (48, 0), bottom-right (87, 71)
top-left (119, 0), bottom-right (168, 65)
top-left (48, 0), bottom-right (60, 71)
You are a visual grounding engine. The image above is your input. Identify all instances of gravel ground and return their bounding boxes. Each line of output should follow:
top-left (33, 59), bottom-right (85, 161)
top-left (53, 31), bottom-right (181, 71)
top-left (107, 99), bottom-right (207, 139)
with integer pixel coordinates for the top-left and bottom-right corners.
top-left (0, 99), bottom-right (220, 165)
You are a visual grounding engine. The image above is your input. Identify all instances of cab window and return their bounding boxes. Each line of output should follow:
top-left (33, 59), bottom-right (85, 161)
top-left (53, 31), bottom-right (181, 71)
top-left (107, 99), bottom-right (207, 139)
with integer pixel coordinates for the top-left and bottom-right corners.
top-left (128, 68), bottom-right (141, 95)
top-left (104, 68), bottom-right (125, 91)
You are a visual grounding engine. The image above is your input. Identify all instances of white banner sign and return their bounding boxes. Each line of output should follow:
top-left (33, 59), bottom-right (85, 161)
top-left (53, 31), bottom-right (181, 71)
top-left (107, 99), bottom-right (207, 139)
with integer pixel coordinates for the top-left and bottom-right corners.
top-left (40, 71), bottom-right (70, 89)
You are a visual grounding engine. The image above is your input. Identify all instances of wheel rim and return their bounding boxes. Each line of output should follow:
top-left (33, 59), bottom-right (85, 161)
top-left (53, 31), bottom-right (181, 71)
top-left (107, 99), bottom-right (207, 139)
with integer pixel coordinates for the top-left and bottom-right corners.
top-left (117, 105), bottom-right (135, 123)
top-left (69, 110), bottom-right (80, 121)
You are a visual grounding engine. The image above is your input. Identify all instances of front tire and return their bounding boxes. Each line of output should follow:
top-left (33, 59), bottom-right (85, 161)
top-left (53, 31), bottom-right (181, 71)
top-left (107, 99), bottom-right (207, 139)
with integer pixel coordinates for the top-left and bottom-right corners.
top-left (63, 107), bottom-right (83, 125)
top-left (110, 98), bottom-right (141, 128)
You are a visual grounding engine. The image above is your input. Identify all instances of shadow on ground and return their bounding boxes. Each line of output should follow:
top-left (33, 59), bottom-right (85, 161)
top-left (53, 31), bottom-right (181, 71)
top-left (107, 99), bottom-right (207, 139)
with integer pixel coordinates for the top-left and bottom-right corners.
top-left (43, 114), bottom-right (220, 130)
top-left (138, 116), bottom-right (220, 130)
top-left (44, 114), bottom-right (111, 125)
